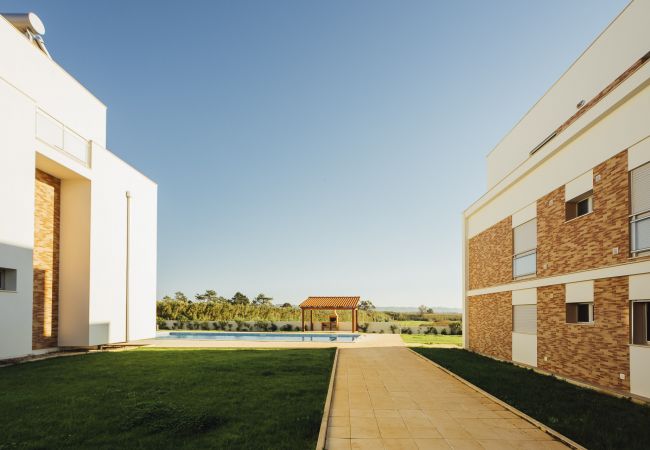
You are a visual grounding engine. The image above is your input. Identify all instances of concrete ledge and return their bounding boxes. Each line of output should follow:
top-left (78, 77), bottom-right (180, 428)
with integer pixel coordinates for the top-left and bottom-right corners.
top-left (408, 348), bottom-right (586, 450)
top-left (316, 347), bottom-right (339, 450)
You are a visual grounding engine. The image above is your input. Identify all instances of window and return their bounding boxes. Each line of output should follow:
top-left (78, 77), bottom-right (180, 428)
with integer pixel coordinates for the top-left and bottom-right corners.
top-left (631, 162), bottom-right (650, 256)
top-left (565, 191), bottom-right (593, 221)
top-left (513, 304), bottom-right (537, 334)
top-left (566, 302), bottom-right (594, 323)
top-left (631, 301), bottom-right (649, 345)
top-left (513, 219), bottom-right (537, 278)
top-left (0, 268), bottom-right (16, 291)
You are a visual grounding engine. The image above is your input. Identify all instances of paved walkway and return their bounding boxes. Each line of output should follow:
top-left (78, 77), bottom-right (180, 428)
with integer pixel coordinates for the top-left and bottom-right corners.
top-left (326, 347), bottom-right (568, 450)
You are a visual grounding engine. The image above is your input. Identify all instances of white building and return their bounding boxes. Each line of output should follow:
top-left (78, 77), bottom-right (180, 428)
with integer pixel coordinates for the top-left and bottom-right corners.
top-left (0, 13), bottom-right (157, 360)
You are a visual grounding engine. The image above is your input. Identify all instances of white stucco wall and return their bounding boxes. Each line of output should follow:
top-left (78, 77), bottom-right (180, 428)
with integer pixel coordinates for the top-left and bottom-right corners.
top-left (0, 79), bottom-right (36, 360)
top-left (89, 144), bottom-right (157, 344)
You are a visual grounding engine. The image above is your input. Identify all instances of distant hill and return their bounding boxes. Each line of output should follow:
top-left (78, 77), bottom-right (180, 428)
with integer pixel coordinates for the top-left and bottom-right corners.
top-left (376, 306), bottom-right (462, 313)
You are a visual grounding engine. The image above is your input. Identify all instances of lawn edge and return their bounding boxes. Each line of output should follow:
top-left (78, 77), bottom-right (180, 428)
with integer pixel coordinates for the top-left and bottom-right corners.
top-left (408, 348), bottom-right (586, 450)
top-left (316, 347), bottom-right (339, 450)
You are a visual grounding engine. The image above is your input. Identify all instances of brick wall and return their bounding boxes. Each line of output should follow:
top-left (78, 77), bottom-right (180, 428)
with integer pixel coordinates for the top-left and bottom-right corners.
top-left (537, 150), bottom-right (629, 277)
top-left (467, 291), bottom-right (512, 361)
top-left (468, 217), bottom-right (512, 290)
top-left (33, 169), bottom-right (60, 350)
top-left (537, 277), bottom-right (630, 391)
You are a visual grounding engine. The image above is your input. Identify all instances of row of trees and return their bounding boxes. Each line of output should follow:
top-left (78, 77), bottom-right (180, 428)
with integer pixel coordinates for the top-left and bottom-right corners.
top-left (161, 290), bottom-right (292, 307)
top-left (157, 291), bottom-right (388, 322)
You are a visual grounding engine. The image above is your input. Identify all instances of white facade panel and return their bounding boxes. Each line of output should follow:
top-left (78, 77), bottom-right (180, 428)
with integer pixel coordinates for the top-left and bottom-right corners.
top-left (565, 280), bottom-right (594, 303)
top-left (630, 345), bottom-right (650, 399)
top-left (512, 202), bottom-right (537, 228)
top-left (565, 170), bottom-right (593, 201)
top-left (628, 136), bottom-right (650, 171)
top-left (512, 288), bottom-right (537, 305)
top-left (629, 273), bottom-right (650, 300)
top-left (512, 332), bottom-right (537, 367)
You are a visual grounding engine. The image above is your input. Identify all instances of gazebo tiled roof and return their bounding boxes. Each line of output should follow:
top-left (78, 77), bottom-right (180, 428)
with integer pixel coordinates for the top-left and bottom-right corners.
top-left (299, 296), bottom-right (360, 309)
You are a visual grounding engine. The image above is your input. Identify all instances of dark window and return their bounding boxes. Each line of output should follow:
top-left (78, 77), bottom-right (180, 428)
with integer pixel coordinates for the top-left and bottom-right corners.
top-left (632, 302), bottom-right (649, 345)
top-left (566, 303), bottom-right (592, 323)
top-left (577, 198), bottom-right (590, 216)
top-left (577, 303), bottom-right (590, 322)
top-left (566, 192), bottom-right (593, 221)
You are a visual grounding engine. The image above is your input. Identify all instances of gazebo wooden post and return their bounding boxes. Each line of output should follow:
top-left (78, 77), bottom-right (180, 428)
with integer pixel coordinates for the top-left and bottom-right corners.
top-left (355, 308), bottom-right (359, 332)
top-left (351, 308), bottom-right (356, 332)
top-left (310, 310), bottom-right (313, 331)
top-left (301, 308), bottom-right (305, 331)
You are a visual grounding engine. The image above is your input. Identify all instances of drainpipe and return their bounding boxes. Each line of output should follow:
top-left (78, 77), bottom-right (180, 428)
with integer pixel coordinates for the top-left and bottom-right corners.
top-left (125, 191), bottom-right (131, 342)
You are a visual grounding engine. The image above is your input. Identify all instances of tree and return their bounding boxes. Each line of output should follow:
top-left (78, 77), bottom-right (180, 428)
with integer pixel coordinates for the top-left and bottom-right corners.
top-left (426, 307), bottom-right (434, 314)
top-left (358, 300), bottom-right (375, 311)
top-left (253, 293), bottom-right (273, 306)
top-left (174, 291), bottom-right (188, 302)
top-left (231, 292), bottom-right (250, 305)
top-left (161, 295), bottom-right (173, 302)
top-left (281, 302), bottom-right (292, 308)
top-left (195, 289), bottom-right (219, 302)
top-left (418, 305), bottom-right (428, 316)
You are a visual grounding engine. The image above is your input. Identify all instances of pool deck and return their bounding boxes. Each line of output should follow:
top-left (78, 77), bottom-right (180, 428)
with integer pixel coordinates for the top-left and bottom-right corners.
top-left (130, 333), bottom-right (405, 349)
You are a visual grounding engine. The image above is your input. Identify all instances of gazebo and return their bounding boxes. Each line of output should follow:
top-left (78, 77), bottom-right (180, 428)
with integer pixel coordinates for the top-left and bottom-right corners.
top-left (299, 296), bottom-right (361, 332)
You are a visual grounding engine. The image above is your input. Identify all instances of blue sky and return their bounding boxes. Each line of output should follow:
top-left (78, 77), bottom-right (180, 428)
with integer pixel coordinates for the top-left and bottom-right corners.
top-left (6, 0), bottom-right (628, 307)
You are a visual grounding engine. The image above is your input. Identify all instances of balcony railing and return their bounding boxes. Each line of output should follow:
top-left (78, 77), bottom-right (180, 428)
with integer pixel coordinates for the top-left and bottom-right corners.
top-left (631, 210), bottom-right (650, 256)
top-left (35, 110), bottom-right (90, 166)
top-left (513, 249), bottom-right (536, 278)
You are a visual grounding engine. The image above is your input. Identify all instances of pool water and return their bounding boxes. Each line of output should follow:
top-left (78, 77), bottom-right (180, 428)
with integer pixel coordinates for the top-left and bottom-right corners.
top-left (156, 331), bottom-right (360, 342)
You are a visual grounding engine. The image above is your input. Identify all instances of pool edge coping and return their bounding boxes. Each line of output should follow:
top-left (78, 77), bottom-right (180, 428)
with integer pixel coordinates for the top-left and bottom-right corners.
top-left (316, 347), bottom-right (339, 450)
top-left (408, 348), bottom-right (586, 450)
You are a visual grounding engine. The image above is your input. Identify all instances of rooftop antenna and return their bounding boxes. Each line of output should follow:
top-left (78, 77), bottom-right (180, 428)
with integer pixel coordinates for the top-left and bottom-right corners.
top-left (1, 12), bottom-right (51, 58)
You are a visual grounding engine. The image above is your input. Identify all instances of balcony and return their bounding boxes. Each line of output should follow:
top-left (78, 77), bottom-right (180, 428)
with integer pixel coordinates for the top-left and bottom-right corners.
top-left (35, 110), bottom-right (90, 166)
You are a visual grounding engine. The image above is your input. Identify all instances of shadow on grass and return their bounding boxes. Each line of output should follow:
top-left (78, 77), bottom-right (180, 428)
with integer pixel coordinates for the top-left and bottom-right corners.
top-left (414, 348), bottom-right (650, 450)
top-left (0, 348), bottom-right (335, 449)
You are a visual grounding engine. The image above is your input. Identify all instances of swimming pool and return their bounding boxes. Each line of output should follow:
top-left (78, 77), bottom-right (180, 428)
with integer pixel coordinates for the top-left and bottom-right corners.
top-left (156, 332), bottom-right (360, 342)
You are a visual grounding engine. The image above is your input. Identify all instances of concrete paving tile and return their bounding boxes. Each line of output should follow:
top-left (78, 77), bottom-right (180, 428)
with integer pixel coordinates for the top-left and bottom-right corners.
top-left (445, 439), bottom-right (484, 450)
top-left (351, 438), bottom-right (385, 449)
top-left (414, 438), bottom-right (452, 449)
top-left (382, 438), bottom-right (419, 449)
top-left (350, 409), bottom-right (375, 417)
top-left (328, 426), bottom-right (351, 439)
top-left (350, 416), bottom-right (381, 438)
top-left (327, 438), bottom-right (352, 450)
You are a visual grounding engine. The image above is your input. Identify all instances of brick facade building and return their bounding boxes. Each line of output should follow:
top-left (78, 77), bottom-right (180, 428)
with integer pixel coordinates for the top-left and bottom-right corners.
top-left (463, 0), bottom-right (650, 401)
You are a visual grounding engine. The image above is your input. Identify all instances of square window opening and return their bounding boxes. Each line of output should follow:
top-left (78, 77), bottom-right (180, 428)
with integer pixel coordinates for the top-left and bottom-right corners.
top-left (566, 302), bottom-right (593, 324)
top-left (566, 191), bottom-right (593, 221)
top-left (0, 268), bottom-right (17, 292)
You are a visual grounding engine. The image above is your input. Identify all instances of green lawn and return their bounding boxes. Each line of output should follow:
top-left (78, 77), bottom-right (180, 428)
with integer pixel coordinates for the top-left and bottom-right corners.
top-left (401, 334), bottom-right (462, 346)
top-left (414, 348), bottom-right (650, 450)
top-left (0, 348), bottom-right (334, 449)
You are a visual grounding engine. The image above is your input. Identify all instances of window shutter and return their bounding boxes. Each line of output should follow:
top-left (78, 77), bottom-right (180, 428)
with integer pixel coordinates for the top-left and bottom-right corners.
top-left (514, 219), bottom-right (537, 254)
top-left (513, 304), bottom-right (537, 334)
top-left (631, 162), bottom-right (650, 214)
